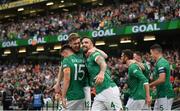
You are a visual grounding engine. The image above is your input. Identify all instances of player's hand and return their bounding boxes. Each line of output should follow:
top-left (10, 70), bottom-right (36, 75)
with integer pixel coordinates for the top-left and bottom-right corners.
top-left (88, 47), bottom-right (96, 53)
top-left (129, 60), bottom-right (136, 64)
top-left (145, 95), bottom-right (151, 107)
top-left (87, 47), bottom-right (96, 56)
top-left (95, 71), bottom-right (104, 85)
top-left (62, 97), bottom-right (67, 109)
top-left (53, 83), bottom-right (61, 93)
top-left (149, 83), bottom-right (153, 88)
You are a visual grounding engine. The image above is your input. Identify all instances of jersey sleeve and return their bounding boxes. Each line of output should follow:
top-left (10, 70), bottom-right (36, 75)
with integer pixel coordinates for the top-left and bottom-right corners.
top-left (91, 51), bottom-right (102, 62)
top-left (62, 58), bottom-right (71, 70)
top-left (157, 61), bottom-right (166, 75)
top-left (130, 64), bottom-right (148, 84)
top-left (144, 63), bottom-right (150, 79)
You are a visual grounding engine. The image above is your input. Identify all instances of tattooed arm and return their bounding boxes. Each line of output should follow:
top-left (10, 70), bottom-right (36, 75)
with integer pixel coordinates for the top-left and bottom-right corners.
top-left (94, 55), bottom-right (107, 85)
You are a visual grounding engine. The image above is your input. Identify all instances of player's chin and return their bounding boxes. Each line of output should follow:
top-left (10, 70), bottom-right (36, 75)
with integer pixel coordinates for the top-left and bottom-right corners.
top-left (82, 47), bottom-right (87, 52)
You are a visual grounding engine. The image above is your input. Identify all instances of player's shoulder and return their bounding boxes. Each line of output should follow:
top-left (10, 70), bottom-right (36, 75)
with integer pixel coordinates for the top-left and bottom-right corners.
top-left (62, 56), bottom-right (71, 64)
top-left (91, 51), bottom-right (101, 58)
top-left (129, 63), bottom-right (139, 71)
top-left (157, 57), bottom-right (169, 66)
top-left (130, 63), bottom-right (138, 68)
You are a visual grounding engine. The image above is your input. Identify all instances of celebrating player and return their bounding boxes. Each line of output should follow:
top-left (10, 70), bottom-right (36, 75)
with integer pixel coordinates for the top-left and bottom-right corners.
top-left (82, 37), bottom-right (123, 111)
top-left (60, 45), bottom-right (86, 110)
top-left (150, 44), bottom-right (175, 110)
top-left (121, 49), bottom-right (151, 110)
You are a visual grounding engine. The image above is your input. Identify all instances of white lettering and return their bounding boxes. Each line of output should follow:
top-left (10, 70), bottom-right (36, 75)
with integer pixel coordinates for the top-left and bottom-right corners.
top-left (2, 41), bottom-right (17, 47)
top-left (132, 24), bottom-right (161, 33)
top-left (57, 34), bottom-right (69, 41)
top-left (28, 39), bottom-right (32, 45)
top-left (154, 24), bottom-right (160, 30)
top-left (139, 25), bottom-right (146, 32)
top-left (132, 26), bottom-right (139, 33)
top-left (92, 29), bottom-right (116, 38)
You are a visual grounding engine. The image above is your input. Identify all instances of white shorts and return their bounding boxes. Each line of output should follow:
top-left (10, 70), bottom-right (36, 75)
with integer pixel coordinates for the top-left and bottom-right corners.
top-left (61, 99), bottom-right (85, 111)
top-left (91, 86), bottom-right (123, 111)
top-left (153, 97), bottom-right (173, 111)
top-left (84, 86), bottom-right (91, 110)
top-left (126, 98), bottom-right (151, 110)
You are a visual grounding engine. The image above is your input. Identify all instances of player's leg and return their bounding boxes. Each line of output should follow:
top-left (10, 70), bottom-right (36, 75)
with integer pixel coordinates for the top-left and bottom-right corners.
top-left (91, 92), bottom-right (107, 111)
top-left (125, 98), bottom-right (133, 110)
top-left (83, 86), bottom-right (91, 110)
top-left (142, 103), bottom-right (151, 111)
top-left (65, 99), bottom-right (85, 110)
top-left (126, 98), bottom-right (145, 110)
top-left (91, 100), bottom-right (106, 111)
top-left (153, 98), bottom-right (167, 111)
top-left (103, 86), bottom-right (123, 111)
top-left (167, 98), bottom-right (173, 110)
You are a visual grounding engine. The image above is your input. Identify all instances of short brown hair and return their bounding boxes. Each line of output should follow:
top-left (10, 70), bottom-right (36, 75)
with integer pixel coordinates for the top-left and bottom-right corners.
top-left (150, 44), bottom-right (162, 53)
top-left (81, 36), bottom-right (95, 46)
top-left (134, 51), bottom-right (142, 57)
top-left (61, 44), bottom-right (74, 53)
top-left (122, 49), bottom-right (133, 60)
top-left (68, 33), bottom-right (80, 43)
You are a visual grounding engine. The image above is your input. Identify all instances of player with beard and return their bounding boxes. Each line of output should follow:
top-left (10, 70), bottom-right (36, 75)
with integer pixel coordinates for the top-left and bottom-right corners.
top-left (121, 49), bottom-right (151, 110)
top-left (133, 51), bottom-right (150, 81)
top-left (82, 37), bottom-right (123, 111)
top-left (54, 33), bottom-right (108, 110)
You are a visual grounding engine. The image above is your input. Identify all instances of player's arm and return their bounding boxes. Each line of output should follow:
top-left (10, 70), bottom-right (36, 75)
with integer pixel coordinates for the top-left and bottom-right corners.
top-left (129, 60), bottom-right (145, 70)
top-left (150, 67), bottom-right (166, 87)
top-left (53, 65), bottom-right (63, 93)
top-left (62, 67), bottom-right (71, 108)
top-left (94, 55), bottom-right (107, 85)
top-left (95, 48), bottom-right (108, 59)
top-left (57, 65), bottom-right (64, 83)
top-left (131, 65), bottom-right (151, 106)
top-left (136, 62), bottom-right (145, 71)
top-left (87, 47), bottom-right (108, 59)
top-left (144, 83), bottom-right (151, 106)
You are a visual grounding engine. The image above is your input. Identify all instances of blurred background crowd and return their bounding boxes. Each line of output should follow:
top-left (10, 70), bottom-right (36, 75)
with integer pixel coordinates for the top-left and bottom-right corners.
top-left (0, 0), bottom-right (179, 41)
top-left (0, 49), bottom-right (180, 109)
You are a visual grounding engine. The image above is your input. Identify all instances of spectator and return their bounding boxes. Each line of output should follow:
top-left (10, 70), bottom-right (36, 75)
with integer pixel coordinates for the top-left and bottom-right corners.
top-left (32, 85), bottom-right (44, 110)
top-left (2, 84), bottom-right (13, 110)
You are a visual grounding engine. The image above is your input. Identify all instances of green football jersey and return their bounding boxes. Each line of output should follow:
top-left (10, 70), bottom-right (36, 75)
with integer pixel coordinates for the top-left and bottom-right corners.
top-left (86, 51), bottom-right (116, 94)
top-left (127, 63), bottom-right (148, 100)
top-left (75, 48), bottom-right (90, 87)
top-left (153, 57), bottom-right (175, 98)
top-left (143, 62), bottom-right (150, 81)
top-left (62, 54), bottom-right (86, 101)
top-left (75, 48), bottom-right (84, 59)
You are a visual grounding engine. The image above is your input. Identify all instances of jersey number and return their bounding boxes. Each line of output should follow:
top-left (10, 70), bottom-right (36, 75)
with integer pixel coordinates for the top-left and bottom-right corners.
top-left (74, 64), bottom-right (85, 80)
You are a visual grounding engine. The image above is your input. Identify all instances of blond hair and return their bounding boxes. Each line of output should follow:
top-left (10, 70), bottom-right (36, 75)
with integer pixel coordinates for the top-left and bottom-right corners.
top-left (68, 33), bottom-right (80, 43)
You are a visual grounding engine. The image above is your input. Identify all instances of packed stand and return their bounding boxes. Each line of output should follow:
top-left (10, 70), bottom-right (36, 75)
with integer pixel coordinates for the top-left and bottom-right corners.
top-left (0, 0), bottom-right (179, 41)
top-left (0, 50), bottom-right (180, 109)
top-left (0, 62), bottom-right (59, 110)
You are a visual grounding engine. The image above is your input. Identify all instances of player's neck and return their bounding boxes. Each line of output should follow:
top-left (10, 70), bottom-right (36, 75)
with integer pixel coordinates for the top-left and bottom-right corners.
top-left (127, 59), bottom-right (133, 67)
top-left (86, 47), bottom-right (94, 57)
top-left (155, 54), bottom-right (162, 62)
top-left (67, 52), bottom-right (74, 57)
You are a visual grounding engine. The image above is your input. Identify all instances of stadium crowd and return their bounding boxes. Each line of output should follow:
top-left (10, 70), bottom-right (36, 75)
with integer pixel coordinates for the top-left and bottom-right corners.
top-left (0, 62), bottom-right (59, 110)
top-left (0, 49), bottom-right (180, 109)
top-left (0, 0), bottom-right (179, 41)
